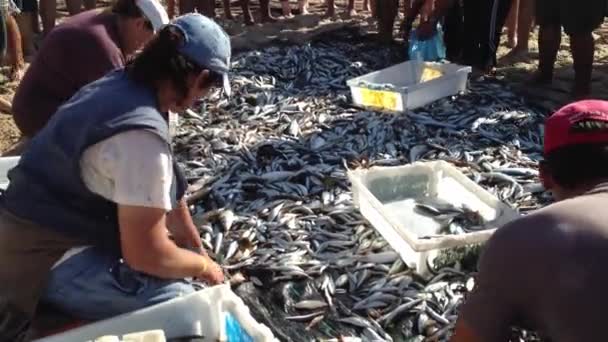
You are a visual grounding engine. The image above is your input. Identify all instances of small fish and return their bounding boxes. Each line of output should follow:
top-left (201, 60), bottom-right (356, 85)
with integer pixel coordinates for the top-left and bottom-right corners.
top-left (219, 209), bottom-right (236, 232)
top-left (294, 300), bottom-right (328, 310)
top-left (285, 311), bottom-right (324, 321)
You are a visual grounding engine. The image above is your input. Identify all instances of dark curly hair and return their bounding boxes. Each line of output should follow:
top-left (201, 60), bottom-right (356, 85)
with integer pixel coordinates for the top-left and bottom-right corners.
top-left (125, 25), bottom-right (223, 100)
top-left (543, 142), bottom-right (608, 189)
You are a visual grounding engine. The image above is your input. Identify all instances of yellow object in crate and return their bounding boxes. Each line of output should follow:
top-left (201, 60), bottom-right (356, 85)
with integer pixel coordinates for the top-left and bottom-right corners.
top-left (359, 88), bottom-right (399, 111)
top-left (420, 67), bottom-right (443, 83)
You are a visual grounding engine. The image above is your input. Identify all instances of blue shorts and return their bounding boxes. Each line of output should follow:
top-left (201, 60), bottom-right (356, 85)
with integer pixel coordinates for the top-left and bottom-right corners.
top-left (42, 247), bottom-right (197, 320)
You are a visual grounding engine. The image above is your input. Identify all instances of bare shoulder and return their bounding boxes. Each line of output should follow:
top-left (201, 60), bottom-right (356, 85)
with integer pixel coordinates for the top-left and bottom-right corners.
top-left (479, 208), bottom-right (562, 270)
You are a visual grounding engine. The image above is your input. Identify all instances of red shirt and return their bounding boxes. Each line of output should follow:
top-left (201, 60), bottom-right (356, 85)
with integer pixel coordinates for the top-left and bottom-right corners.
top-left (12, 10), bottom-right (125, 136)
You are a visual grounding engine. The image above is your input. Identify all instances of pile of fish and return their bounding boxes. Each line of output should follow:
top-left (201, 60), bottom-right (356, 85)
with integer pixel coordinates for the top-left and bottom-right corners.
top-left (174, 30), bottom-right (547, 341)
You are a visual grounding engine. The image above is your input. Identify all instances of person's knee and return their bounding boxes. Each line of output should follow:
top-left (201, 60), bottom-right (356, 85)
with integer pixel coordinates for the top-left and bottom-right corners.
top-left (141, 280), bottom-right (197, 307)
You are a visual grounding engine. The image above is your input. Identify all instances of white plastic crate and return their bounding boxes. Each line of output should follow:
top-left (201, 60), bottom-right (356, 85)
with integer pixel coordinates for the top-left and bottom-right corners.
top-left (34, 284), bottom-right (277, 342)
top-left (346, 61), bottom-right (472, 112)
top-left (0, 156), bottom-right (19, 190)
top-left (348, 160), bottom-right (520, 276)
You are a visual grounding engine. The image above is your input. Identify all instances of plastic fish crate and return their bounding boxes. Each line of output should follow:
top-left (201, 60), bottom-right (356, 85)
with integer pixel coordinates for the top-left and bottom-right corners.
top-left (348, 161), bottom-right (520, 276)
top-left (0, 156), bottom-right (19, 190)
top-left (346, 60), bottom-right (472, 112)
top-left (34, 284), bottom-right (278, 342)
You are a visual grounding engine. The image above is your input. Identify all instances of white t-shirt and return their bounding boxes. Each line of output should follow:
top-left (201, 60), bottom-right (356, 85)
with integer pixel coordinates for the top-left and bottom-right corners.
top-left (81, 130), bottom-right (174, 210)
top-left (52, 129), bottom-right (175, 268)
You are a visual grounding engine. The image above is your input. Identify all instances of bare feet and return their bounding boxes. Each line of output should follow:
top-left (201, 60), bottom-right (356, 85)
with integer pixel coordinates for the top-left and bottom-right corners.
top-left (298, 0), bottom-right (309, 14)
top-left (281, 1), bottom-right (293, 18)
top-left (9, 64), bottom-right (25, 82)
top-left (363, 0), bottom-right (370, 11)
top-left (244, 12), bottom-right (255, 25)
top-left (498, 46), bottom-right (529, 65)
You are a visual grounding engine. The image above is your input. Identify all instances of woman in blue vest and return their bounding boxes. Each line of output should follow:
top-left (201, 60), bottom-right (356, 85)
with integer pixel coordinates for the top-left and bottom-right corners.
top-left (0, 13), bottom-right (229, 340)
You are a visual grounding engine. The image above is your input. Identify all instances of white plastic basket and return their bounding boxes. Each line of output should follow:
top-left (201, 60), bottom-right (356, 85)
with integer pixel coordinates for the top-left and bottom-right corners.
top-left (0, 156), bottom-right (19, 190)
top-left (34, 284), bottom-right (277, 342)
top-left (346, 61), bottom-right (472, 112)
top-left (348, 160), bottom-right (521, 276)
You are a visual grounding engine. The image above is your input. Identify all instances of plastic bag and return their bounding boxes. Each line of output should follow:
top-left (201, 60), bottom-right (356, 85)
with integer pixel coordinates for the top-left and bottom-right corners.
top-left (408, 24), bottom-right (446, 62)
top-left (225, 313), bottom-right (254, 342)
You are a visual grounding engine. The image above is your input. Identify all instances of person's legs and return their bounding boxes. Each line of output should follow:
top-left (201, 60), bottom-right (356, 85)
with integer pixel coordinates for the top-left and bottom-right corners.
top-left (325, 0), bottom-right (335, 17)
top-left (297, 0), bottom-right (308, 14)
top-left (462, 0), bottom-right (482, 67)
top-left (376, 0), bottom-right (398, 43)
top-left (39, 0), bottom-right (56, 36)
top-left (533, 0), bottom-right (560, 83)
top-left (259, 0), bottom-right (277, 22)
top-left (0, 207), bottom-right (83, 320)
top-left (241, 0), bottom-right (254, 25)
top-left (444, 0), bottom-right (465, 63)
top-left (42, 247), bottom-right (197, 321)
top-left (346, 0), bottom-right (355, 17)
top-left (14, 0), bottom-right (36, 57)
top-left (6, 14), bottom-right (24, 81)
top-left (569, 32), bottom-right (595, 98)
top-left (65, 0), bottom-right (82, 15)
top-left (491, 0), bottom-right (514, 66)
top-left (476, 0), bottom-right (512, 71)
top-left (281, 0), bottom-right (293, 17)
top-left (223, 0), bottom-right (233, 19)
top-left (500, 0), bottom-right (534, 64)
top-left (562, 0), bottom-right (604, 98)
top-left (14, 13), bottom-right (34, 58)
top-left (516, 0), bottom-right (534, 51)
top-left (0, 8), bottom-right (7, 61)
top-left (535, 24), bottom-right (561, 83)
top-left (506, 0), bottom-right (518, 47)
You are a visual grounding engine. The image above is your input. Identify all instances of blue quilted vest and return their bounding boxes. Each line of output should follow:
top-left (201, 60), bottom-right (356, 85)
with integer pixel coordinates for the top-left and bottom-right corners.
top-left (1, 70), bottom-right (187, 251)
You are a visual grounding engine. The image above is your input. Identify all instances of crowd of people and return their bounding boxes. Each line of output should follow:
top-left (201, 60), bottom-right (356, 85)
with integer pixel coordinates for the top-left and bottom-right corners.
top-left (0, 0), bottom-right (603, 112)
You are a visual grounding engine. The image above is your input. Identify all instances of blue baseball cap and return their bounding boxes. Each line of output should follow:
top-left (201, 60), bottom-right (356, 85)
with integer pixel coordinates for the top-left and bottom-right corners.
top-left (170, 13), bottom-right (232, 96)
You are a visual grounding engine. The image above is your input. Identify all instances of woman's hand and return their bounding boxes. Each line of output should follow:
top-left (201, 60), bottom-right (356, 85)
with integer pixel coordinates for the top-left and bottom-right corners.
top-left (196, 255), bottom-right (225, 285)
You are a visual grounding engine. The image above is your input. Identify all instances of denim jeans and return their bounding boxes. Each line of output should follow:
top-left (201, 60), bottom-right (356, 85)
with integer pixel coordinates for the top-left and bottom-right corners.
top-left (42, 247), bottom-right (196, 320)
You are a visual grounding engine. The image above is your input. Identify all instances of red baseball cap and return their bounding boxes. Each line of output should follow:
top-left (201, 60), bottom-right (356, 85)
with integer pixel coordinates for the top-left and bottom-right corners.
top-left (544, 100), bottom-right (608, 155)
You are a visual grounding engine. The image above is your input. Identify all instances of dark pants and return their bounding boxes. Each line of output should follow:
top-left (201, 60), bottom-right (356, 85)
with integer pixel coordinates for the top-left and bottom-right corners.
top-left (444, 0), bottom-right (513, 69)
top-left (536, 0), bottom-right (606, 36)
top-left (14, 0), bottom-right (38, 13)
top-left (0, 11), bottom-right (6, 58)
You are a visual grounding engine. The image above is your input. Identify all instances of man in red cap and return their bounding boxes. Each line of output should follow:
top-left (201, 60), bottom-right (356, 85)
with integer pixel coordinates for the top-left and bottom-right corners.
top-left (451, 100), bottom-right (608, 342)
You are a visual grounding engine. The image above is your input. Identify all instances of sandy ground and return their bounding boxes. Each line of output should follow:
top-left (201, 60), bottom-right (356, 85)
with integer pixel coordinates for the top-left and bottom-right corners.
top-left (0, 1), bottom-right (607, 152)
